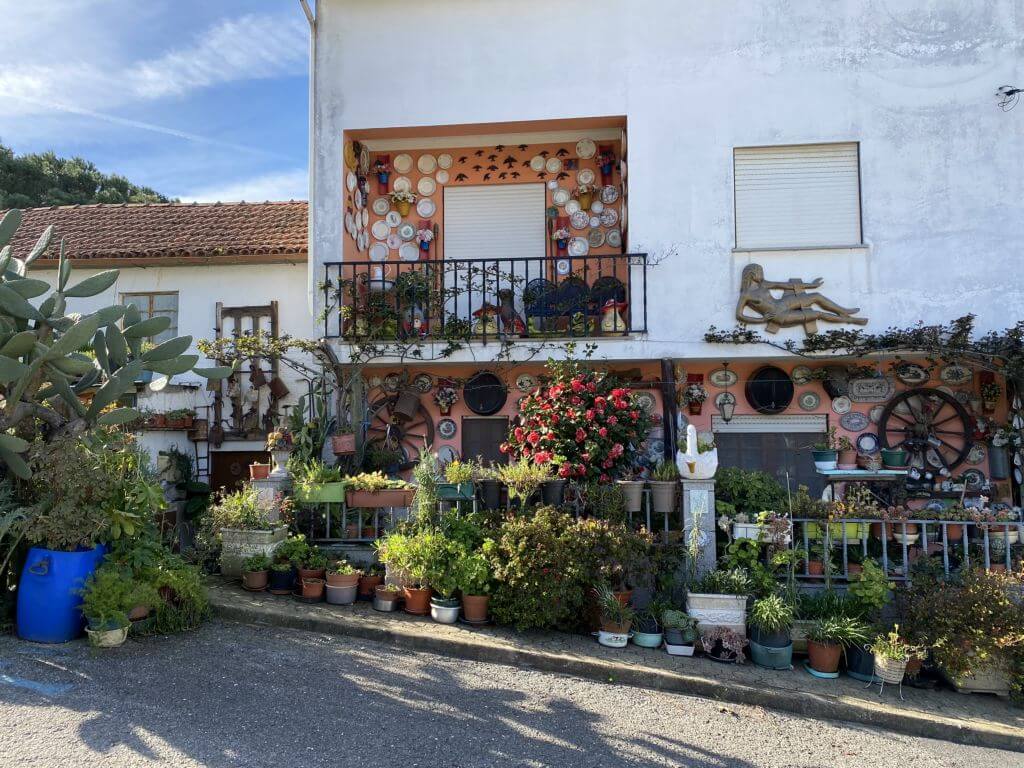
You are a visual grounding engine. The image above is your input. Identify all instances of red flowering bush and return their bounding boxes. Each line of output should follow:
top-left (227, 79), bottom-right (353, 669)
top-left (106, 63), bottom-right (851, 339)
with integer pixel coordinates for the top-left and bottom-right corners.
top-left (501, 357), bottom-right (652, 482)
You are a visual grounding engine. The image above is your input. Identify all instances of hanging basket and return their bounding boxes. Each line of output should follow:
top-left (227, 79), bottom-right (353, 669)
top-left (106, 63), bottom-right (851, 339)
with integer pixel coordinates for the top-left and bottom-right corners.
top-left (268, 377), bottom-right (290, 400)
top-left (331, 433), bottom-right (356, 455)
top-left (393, 388), bottom-right (422, 422)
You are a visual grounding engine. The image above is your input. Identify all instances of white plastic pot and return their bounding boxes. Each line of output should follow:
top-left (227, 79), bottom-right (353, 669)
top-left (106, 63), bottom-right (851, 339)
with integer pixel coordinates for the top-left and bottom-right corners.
top-left (430, 600), bottom-right (460, 624)
top-left (685, 593), bottom-right (747, 636)
top-left (326, 584), bottom-right (357, 605)
top-left (86, 626), bottom-right (129, 648)
top-left (664, 642), bottom-right (695, 657)
top-left (597, 630), bottom-right (630, 648)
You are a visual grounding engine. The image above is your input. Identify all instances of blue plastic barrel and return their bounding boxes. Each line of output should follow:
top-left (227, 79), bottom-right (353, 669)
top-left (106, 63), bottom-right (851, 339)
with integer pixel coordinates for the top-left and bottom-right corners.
top-left (16, 545), bottom-right (106, 643)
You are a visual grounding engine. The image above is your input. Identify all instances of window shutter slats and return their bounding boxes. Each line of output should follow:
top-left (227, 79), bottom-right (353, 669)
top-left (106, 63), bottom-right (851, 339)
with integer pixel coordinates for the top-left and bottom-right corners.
top-left (443, 184), bottom-right (546, 262)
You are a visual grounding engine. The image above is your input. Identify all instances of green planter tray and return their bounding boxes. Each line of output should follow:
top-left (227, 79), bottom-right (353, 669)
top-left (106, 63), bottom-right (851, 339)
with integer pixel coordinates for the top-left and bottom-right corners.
top-left (295, 482), bottom-right (348, 504)
top-left (436, 482), bottom-right (475, 501)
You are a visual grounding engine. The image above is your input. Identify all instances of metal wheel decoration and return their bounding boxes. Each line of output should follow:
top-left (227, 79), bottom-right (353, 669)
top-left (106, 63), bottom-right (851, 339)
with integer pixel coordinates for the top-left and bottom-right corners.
top-left (878, 387), bottom-right (973, 471)
top-left (364, 396), bottom-right (435, 471)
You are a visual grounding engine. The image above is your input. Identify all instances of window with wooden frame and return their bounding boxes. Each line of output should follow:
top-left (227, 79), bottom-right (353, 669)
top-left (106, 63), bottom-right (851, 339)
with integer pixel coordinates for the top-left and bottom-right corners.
top-left (121, 292), bottom-right (179, 343)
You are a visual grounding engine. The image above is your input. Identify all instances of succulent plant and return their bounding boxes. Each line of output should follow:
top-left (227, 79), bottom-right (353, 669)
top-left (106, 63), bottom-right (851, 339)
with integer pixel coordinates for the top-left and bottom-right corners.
top-left (0, 210), bottom-right (233, 477)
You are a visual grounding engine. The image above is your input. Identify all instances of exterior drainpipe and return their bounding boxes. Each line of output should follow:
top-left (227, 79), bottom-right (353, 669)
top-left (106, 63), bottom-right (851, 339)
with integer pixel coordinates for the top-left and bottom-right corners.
top-left (660, 359), bottom-right (677, 463)
top-left (298, 0), bottom-right (316, 319)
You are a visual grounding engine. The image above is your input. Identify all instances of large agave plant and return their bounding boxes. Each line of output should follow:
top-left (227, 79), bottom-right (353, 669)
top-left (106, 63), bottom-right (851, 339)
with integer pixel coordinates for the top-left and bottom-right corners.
top-left (0, 209), bottom-right (233, 478)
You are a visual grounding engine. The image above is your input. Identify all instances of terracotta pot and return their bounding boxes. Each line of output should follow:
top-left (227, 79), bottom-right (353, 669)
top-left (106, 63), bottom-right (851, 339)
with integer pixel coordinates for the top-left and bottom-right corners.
top-left (301, 578), bottom-right (325, 600)
top-left (807, 640), bottom-right (842, 673)
top-left (358, 574), bottom-right (383, 597)
top-left (242, 570), bottom-right (269, 591)
top-left (249, 463), bottom-right (270, 480)
top-left (807, 560), bottom-right (824, 577)
top-left (375, 584), bottom-right (402, 603)
top-left (148, 413), bottom-right (167, 429)
top-left (870, 522), bottom-right (893, 540)
top-left (462, 594), bottom-right (490, 623)
top-left (326, 571), bottom-right (361, 588)
top-left (298, 567), bottom-right (326, 581)
top-left (268, 377), bottom-right (290, 400)
top-left (945, 524), bottom-right (964, 542)
top-left (687, 401), bottom-right (703, 415)
top-left (346, 488), bottom-right (415, 508)
top-left (600, 618), bottom-right (632, 634)
top-left (332, 433), bottom-right (356, 455)
top-left (585, 587), bottom-right (632, 631)
top-left (838, 449), bottom-right (857, 467)
top-left (128, 604), bottom-right (151, 621)
top-left (905, 655), bottom-right (924, 678)
top-left (846, 563), bottom-right (863, 577)
top-left (403, 586), bottom-right (432, 615)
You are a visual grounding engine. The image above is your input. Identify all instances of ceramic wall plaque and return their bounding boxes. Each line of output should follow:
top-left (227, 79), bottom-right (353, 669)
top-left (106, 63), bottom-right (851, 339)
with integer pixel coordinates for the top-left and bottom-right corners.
top-left (846, 377), bottom-right (895, 403)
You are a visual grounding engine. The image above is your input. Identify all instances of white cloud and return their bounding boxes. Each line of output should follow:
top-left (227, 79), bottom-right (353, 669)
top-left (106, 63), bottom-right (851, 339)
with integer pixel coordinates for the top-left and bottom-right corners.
top-left (177, 168), bottom-right (308, 203)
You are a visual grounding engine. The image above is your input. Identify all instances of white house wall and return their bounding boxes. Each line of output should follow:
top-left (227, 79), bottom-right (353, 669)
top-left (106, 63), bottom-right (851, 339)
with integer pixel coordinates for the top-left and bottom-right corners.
top-left (311, 0), bottom-right (1024, 363)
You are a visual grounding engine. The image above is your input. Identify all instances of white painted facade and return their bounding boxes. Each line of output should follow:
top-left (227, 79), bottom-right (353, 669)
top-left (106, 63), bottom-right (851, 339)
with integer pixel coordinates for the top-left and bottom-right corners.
top-left (309, 0), bottom-right (1024, 364)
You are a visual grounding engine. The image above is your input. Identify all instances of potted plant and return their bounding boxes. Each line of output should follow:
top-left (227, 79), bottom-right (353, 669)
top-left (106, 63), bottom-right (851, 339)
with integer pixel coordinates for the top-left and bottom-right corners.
top-left (458, 550), bottom-right (493, 624)
top-left (699, 627), bottom-right (748, 663)
top-left (331, 426), bottom-right (356, 455)
top-left (373, 157), bottom-right (390, 193)
top-left (434, 384), bottom-right (459, 416)
top-left (165, 408), bottom-right (194, 429)
top-left (748, 593), bottom-right (794, 670)
top-left (476, 466), bottom-right (504, 510)
top-left (805, 616), bottom-right (869, 677)
top-left (241, 554), bottom-right (270, 592)
top-left (389, 189), bottom-right (416, 217)
top-left (596, 584), bottom-right (635, 648)
top-left (268, 560), bottom-right (296, 595)
top-left (496, 457), bottom-right (552, 508)
top-left (292, 460), bottom-right (346, 504)
top-left (631, 607), bottom-right (664, 649)
top-left (573, 183), bottom-right (596, 211)
top-left (662, 609), bottom-right (698, 656)
top-left (437, 459), bottom-right (476, 501)
top-left (880, 446), bottom-right (908, 469)
top-left (78, 565), bottom-right (134, 649)
top-left (373, 583), bottom-right (402, 612)
top-left (868, 625), bottom-right (925, 689)
top-left (981, 381), bottom-right (1001, 413)
top-left (298, 547), bottom-right (329, 582)
top-left (325, 560), bottom-right (361, 605)
top-left (811, 427), bottom-right (840, 471)
top-left (346, 472), bottom-right (415, 508)
top-left (210, 486), bottom-right (288, 577)
top-left (551, 226), bottom-right (571, 255)
top-left (416, 227), bottom-right (434, 253)
top-left (249, 462), bottom-right (271, 480)
top-left (265, 427), bottom-right (293, 479)
top-left (647, 460), bottom-right (679, 515)
top-left (301, 577), bottom-right (325, 601)
top-left (686, 568), bottom-right (750, 636)
top-left (375, 530), bottom-right (434, 615)
top-left (683, 382), bottom-right (708, 415)
top-left (424, 534), bottom-right (461, 625)
top-left (358, 563), bottom-right (384, 599)
top-left (837, 436), bottom-right (857, 469)
top-left (617, 472), bottom-right (645, 514)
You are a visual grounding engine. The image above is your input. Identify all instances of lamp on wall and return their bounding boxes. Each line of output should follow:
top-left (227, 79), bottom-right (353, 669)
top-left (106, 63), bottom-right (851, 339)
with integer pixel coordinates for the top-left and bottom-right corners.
top-left (718, 361), bottom-right (736, 423)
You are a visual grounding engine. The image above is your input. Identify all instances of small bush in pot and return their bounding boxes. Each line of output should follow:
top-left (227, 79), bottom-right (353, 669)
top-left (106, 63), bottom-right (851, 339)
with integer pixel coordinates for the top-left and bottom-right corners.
top-left (299, 547), bottom-right (329, 580)
top-left (597, 584), bottom-right (635, 643)
top-left (699, 626), bottom-right (748, 663)
top-left (79, 565), bottom-right (134, 641)
top-left (631, 607), bottom-right (664, 648)
top-left (241, 554), bottom-right (270, 591)
top-left (648, 460), bottom-right (679, 515)
top-left (326, 559), bottom-right (361, 587)
top-left (458, 550), bottom-right (494, 624)
top-left (662, 609), bottom-right (698, 650)
top-left (267, 560), bottom-right (295, 595)
top-left (805, 616), bottom-right (869, 675)
top-left (748, 593), bottom-right (795, 669)
top-left (275, 535), bottom-right (310, 570)
top-left (495, 457), bottom-right (552, 508)
top-left (868, 625), bottom-right (925, 687)
top-left (686, 568), bottom-right (751, 635)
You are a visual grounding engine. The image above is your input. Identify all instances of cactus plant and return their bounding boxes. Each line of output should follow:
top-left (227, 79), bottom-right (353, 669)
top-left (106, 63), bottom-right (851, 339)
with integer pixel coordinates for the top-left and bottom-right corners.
top-left (0, 210), bottom-right (233, 478)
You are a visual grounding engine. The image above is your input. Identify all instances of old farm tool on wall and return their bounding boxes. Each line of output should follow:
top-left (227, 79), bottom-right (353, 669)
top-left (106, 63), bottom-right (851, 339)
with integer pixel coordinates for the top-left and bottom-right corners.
top-left (878, 387), bottom-right (973, 472)
top-left (364, 396), bottom-right (434, 471)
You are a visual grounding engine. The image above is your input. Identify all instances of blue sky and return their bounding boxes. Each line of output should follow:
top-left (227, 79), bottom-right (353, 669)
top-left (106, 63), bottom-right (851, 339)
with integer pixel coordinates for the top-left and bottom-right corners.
top-left (1, 0), bottom-right (310, 202)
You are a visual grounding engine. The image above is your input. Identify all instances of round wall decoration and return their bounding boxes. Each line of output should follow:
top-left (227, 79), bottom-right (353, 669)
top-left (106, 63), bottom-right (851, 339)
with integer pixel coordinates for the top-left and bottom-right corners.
top-left (791, 365), bottom-right (813, 385)
top-left (744, 366), bottom-right (794, 414)
top-left (797, 391), bottom-right (820, 411)
top-left (463, 371), bottom-right (507, 415)
top-left (840, 411), bottom-right (870, 431)
top-left (708, 368), bottom-right (738, 388)
top-left (437, 418), bottom-right (457, 440)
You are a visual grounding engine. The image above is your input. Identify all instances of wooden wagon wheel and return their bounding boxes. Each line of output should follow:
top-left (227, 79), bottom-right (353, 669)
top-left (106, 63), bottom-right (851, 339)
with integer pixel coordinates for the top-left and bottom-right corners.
top-left (878, 387), bottom-right (973, 472)
top-left (365, 396), bottom-right (435, 471)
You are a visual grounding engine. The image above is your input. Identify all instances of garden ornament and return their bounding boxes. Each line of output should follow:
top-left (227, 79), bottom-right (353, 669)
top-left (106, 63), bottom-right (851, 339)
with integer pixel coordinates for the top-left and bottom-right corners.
top-left (735, 263), bottom-right (867, 334)
top-left (677, 424), bottom-right (718, 480)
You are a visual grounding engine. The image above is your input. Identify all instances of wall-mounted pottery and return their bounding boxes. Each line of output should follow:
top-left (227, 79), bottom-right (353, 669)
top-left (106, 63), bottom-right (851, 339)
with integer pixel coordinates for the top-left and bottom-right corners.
top-left (576, 139), bottom-right (597, 159)
top-left (633, 392), bottom-right (656, 414)
top-left (412, 373), bottom-right (433, 393)
top-left (383, 373), bottom-right (401, 392)
top-left (966, 444), bottom-right (986, 465)
top-left (831, 396), bottom-right (852, 414)
top-left (372, 197), bottom-right (390, 216)
top-left (606, 229), bottom-right (622, 248)
top-left (940, 363), bottom-right (972, 385)
top-left (565, 199), bottom-right (581, 215)
top-left (437, 153), bottom-right (453, 169)
top-left (577, 168), bottom-right (595, 186)
top-left (417, 154), bottom-right (437, 174)
top-left (416, 198), bottom-right (436, 218)
top-left (708, 368), bottom-right (738, 388)
top-left (600, 208), bottom-right (619, 228)
top-left (393, 154), bottom-right (413, 173)
top-left (417, 177), bottom-right (436, 196)
top-left (371, 221), bottom-right (390, 240)
top-left (398, 243), bottom-right (420, 262)
top-left (791, 365), bottom-right (813, 385)
top-left (385, 211), bottom-right (401, 227)
top-left (600, 185), bottom-right (619, 204)
top-left (847, 377), bottom-right (895, 403)
top-left (435, 170), bottom-right (449, 184)
top-left (895, 363), bottom-right (928, 385)
top-left (869, 405), bottom-right (884, 424)
top-left (840, 411), bottom-right (869, 431)
top-left (797, 391), bottom-right (820, 411)
top-left (392, 176), bottom-right (412, 193)
top-left (437, 446), bottom-right (459, 466)
top-left (437, 418), bottom-right (457, 440)
top-left (555, 258), bottom-right (571, 275)
top-left (398, 222), bottom-right (416, 241)
top-left (552, 188), bottom-right (570, 207)
top-left (529, 155), bottom-right (545, 171)
top-left (855, 433), bottom-right (879, 454)
top-left (545, 157), bottom-right (562, 174)
top-left (515, 374), bottom-right (537, 392)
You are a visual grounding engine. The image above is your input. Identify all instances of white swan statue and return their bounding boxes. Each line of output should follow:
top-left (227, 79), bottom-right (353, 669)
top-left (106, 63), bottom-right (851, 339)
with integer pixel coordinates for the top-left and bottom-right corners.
top-left (676, 424), bottom-right (719, 480)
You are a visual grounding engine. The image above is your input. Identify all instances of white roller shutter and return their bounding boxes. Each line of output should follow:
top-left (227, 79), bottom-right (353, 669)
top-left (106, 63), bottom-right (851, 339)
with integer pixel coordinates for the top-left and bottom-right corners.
top-left (734, 143), bottom-right (861, 249)
top-left (443, 184), bottom-right (546, 262)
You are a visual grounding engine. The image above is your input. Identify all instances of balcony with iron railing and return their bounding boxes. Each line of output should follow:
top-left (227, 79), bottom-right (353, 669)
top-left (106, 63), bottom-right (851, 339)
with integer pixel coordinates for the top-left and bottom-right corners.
top-left (322, 253), bottom-right (647, 342)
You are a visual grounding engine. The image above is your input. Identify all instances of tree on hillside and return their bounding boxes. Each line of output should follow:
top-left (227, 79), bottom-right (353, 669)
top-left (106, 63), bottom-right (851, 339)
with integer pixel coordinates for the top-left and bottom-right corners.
top-left (0, 143), bottom-right (173, 209)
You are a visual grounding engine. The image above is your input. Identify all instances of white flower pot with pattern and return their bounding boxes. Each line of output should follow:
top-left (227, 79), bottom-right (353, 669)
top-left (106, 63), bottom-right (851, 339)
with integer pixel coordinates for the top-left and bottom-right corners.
top-left (685, 593), bottom-right (747, 637)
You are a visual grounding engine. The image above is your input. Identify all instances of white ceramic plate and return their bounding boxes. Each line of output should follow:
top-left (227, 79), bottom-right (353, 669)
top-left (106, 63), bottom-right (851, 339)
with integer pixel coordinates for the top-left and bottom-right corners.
top-left (529, 155), bottom-right (545, 172)
top-left (552, 188), bottom-right (570, 206)
top-left (392, 176), bottom-right (412, 193)
top-left (578, 168), bottom-right (595, 185)
top-left (344, 211), bottom-right (354, 232)
top-left (358, 231), bottom-right (369, 251)
top-left (354, 190), bottom-right (366, 210)
top-left (398, 222), bottom-right (416, 241)
top-left (570, 210), bottom-right (589, 230)
top-left (417, 154), bottom-right (437, 174)
top-left (372, 197), bottom-right (389, 216)
top-left (590, 200), bottom-right (604, 214)
top-left (516, 374), bottom-right (537, 392)
top-left (371, 220), bottom-right (390, 240)
top-left (940, 363), bottom-right (972, 385)
top-left (417, 177), bottom-right (436, 196)
top-left (385, 211), bottom-right (401, 227)
top-left (709, 368), bottom-right (739, 388)
top-left (438, 418), bottom-right (457, 440)
top-left (386, 233), bottom-right (402, 250)
top-left (600, 208), bottom-right (619, 227)
top-left (568, 237), bottom-right (589, 257)
top-left (416, 198), bottom-right (436, 218)
top-left (368, 242), bottom-right (388, 262)
top-left (545, 157), bottom-right (562, 173)
top-left (565, 200), bottom-right (581, 215)
top-left (437, 153), bottom-right (453, 169)
top-left (856, 433), bottom-right (879, 453)
top-left (555, 258), bottom-right (571, 275)
top-left (798, 391), bottom-right (820, 411)
top-left (606, 229), bottom-right (622, 248)
top-left (435, 170), bottom-right (449, 185)
top-left (832, 396), bottom-right (852, 415)
top-left (589, 215), bottom-right (601, 228)
top-left (399, 242), bottom-right (420, 262)
top-left (346, 172), bottom-right (357, 192)
top-left (547, 180), bottom-right (559, 190)
top-left (360, 209), bottom-right (369, 227)
top-left (393, 154), bottom-right (413, 173)
top-left (588, 229), bottom-right (606, 248)
top-left (600, 185), bottom-right (619, 204)
top-left (576, 139), bottom-right (596, 159)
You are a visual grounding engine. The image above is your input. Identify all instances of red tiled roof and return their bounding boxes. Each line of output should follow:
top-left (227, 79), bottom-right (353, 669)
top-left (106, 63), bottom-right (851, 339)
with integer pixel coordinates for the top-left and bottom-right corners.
top-left (5, 201), bottom-right (308, 263)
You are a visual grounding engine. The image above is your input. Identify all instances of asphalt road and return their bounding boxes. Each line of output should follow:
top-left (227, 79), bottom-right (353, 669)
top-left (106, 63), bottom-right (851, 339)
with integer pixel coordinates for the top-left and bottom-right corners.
top-left (0, 620), bottom-right (1016, 767)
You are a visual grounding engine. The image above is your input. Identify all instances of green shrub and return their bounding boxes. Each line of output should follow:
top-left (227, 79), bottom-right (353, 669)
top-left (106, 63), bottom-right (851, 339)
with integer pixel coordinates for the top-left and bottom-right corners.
top-left (714, 467), bottom-right (786, 515)
top-left (79, 564), bottom-right (135, 628)
top-left (209, 486), bottom-right (274, 532)
top-left (242, 554), bottom-right (270, 572)
top-left (691, 568), bottom-right (751, 596)
top-left (274, 534), bottom-right (310, 566)
top-left (749, 594), bottom-right (794, 634)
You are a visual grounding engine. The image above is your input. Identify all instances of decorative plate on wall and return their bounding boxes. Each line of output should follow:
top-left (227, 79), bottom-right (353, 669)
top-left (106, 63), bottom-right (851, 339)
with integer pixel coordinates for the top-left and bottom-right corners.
top-left (417, 177), bottom-right (436, 196)
top-left (708, 368), bottom-right (738, 388)
top-left (464, 371), bottom-right (507, 415)
top-left (383, 373), bottom-right (401, 392)
top-left (856, 433), bottom-right (880, 454)
top-left (962, 468), bottom-right (985, 488)
top-left (392, 176), bottom-right (412, 193)
top-left (568, 237), bottom-right (589, 257)
top-left (966, 444), bottom-right (986, 465)
top-left (576, 139), bottom-right (596, 159)
top-left (565, 200), bottom-right (581, 215)
top-left (371, 221), bottom-right (390, 240)
top-left (745, 366), bottom-right (794, 414)
top-left (399, 243), bottom-right (420, 262)
top-left (417, 154), bottom-right (437, 173)
top-left (435, 170), bottom-right (449, 185)
top-left (386, 233), bottom-right (402, 250)
top-left (588, 229), bottom-right (606, 248)
top-left (552, 188), bottom-right (571, 207)
top-left (634, 392), bottom-right (657, 414)
top-left (606, 229), bottom-right (622, 248)
top-left (840, 411), bottom-right (870, 431)
top-left (940, 363), bottom-right (973, 385)
top-left (373, 197), bottom-right (390, 216)
top-left (516, 374), bottom-right (537, 392)
top-left (346, 172), bottom-right (357, 192)
top-left (589, 215), bottom-right (601, 228)
top-left (847, 377), bottom-right (895, 403)
top-left (869, 405), bottom-right (885, 424)
top-left (437, 445), bottom-right (459, 466)
top-left (437, 418), bottom-right (457, 440)
top-left (529, 155), bottom-right (545, 171)
top-left (600, 185), bottom-right (619, 204)
top-left (385, 210), bottom-right (401, 227)
top-left (416, 198), bottom-right (436, 218)
top-left (393, 154), bottom-right (413, 173)
top-left (577, 168), bottom-right (596, 186)
top-left (545, 157), bottom-right (562, 174)
top-left (437, 153), bottom-right (453, 169)
top-left (590, 200), bottom-right (605, 214)
top-left (368, 243), bottom-right (388, 262)
top-left (895, 363), bottom-right (929, 385)
top-left (831, 396), bottom-right (852, 415)
top-left (398, 222), bottom-right (416, 241)
top-left (412, 373), bottom-right (433, 393)
top-left (797, 391), bottom-right (820, 411)
top-left (570, 210), bottom-right (589, 230)
top-left (555, 258), bottom-right (571, 275)
top-left (791, 365), bottom-right (813, 385)
top-left (600, 208), bottom-right (619, 228)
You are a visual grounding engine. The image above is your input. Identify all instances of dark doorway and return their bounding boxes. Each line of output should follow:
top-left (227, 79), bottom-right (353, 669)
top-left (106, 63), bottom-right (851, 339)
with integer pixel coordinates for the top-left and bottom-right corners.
top-left (462, 417), bottom-right (509, 466)
top-left (210, 451), bottom-right (266, 493)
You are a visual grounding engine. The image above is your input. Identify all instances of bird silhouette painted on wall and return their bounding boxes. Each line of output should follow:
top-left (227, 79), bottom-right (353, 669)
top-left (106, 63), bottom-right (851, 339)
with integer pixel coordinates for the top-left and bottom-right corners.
top-left (495, 144), bottom-right (505, 151)
top-left (473, 165), bottom-right (483, 172)
top-left (487, 154), bottom-right (498, 162)
top-left (498, 172), bottom-right (507, 179)
top-left (556, 171), bottom-right (570, 180)
top-left (539, 150), bottom-right (550, 157)
top-left (454, 173), bottom-right (468, 182)
top-left (521, 160), bottom-right (531, 167)
top-left (518, 144), bottom-right (529, 151)
top-left (510, 171), bottom-right (520, 178)
top-left (458, 156), bottom-right (468, 164)
top-left (537, 171), bottom-right (547, 179)
top-left (475, 149), bottom-right (484, 157)
top-left (503, 155), bottom-right (517, 167)
top-left (556, 148), bottom-right (569, 157)
top-left (482, 173), bottom-right (491, 180)
top-left (487, 164), bottom-right (498, 171)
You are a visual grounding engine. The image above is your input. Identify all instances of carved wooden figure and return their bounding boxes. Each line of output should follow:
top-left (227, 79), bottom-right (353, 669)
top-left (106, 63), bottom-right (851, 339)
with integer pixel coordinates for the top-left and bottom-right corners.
top-left (735, 264), bottom-right (867, 334)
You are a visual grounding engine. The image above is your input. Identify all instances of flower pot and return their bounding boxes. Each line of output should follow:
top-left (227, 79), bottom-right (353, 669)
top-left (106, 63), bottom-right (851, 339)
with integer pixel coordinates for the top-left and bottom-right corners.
top-left (219, 526), bottom-right (289, 577)
top-left (268, 377), bottom-right (290, 400)
top-left (326, 584), bottom-right (358, 605)
top-left (377, 171), bottom-right (390, 194)
top-left (359, 574), bottom-right (383, 598)
top-left (436, 482), bottom-right (475, 501)
top-left (880, 448), bottom-right (908, 468)
top-left (750, 626), bottom-right (790, 649)
top-left (577, 191), bottom-right (593, 211)
top-left (268, 567), bottom-right (296, 595)
top-left (870, 522), bottom-right (893, 540)
top-left (331, 434), bottom-right (356, 455)
top-left (944, 523), bottom-right (964, 542)
top-left (846, 563), bottom-right (863, 577)
top-left (301, 578), bottom-right (325, 600)
top-left (600, 162), bottom-right (614, 185)
top-left (326, 571), bottom-right (361, 588)
top-left (631, 631), bottom-right (664, 648)
top-left (541, 479), bottom-right (566, 506)
top-left (346, 488), bottom-right (415, 509)
top-left (462, 594), bottom-right (490, 623)
top-left (941, 658), bottom-right (1011, 695)
top-left (296, 482), bottom-right (348, 504)
top-left (984, 527), bottom-right (1020, 546)
top-left (86, 625), bottom-right (129, 648)
top-left (479, 479), bottom-right (503, 510)
top-left (687, 401), bottom-right (703, 415)
top-left (838, 449), bottom-right (857, 468)
top-left (395, 199), bottom-right (412, 217)
top-left (394, 388), bottom-right (422, 422)
top-left (597, 630), bottom-right (630, 648)
top-left (686, 593), bottom-right (746, 636)
top-left (403, 586), bottom-right (432, 615)
top-left (807, 560), bottom-right (824, 578)
top-left (665, 641), bottom-right (695, 656)
top-left (846, 644), bottom-right (875, 682)
top-left (749, 638), bottom-right (793, 670)
top-left (664, 628), bottom-right (695, 647)
top-left (373, 590), bottom-right (401, 611)
top-left (873, 655), bottom-right (908, 685)
top-left (857, 453), bottom-right (882, 471)
top-left (805, 521), bottom-right (866, 543)
top-left (617, 480), bottom-right (644, 513)
top-left (648, 480), bottom-right (677, 515)
top-left (892, 524), bottom-right (919, 546)
top-left (811, 449), bottom-right (838, 471)
top-left (249, 463), bottom-right (270, 480)
top-left (904, 654), bottom-right (924, 678)
top-left (298, 567), bottom-right (326, 582)
top-left (704, 641), bottom-right (740, 664)
top-left (807, 640), bottom-right (842, 674)
top-left (242, 570), bottom-right (269, 591)
top-left (430, 597), bottom-right (460, 624)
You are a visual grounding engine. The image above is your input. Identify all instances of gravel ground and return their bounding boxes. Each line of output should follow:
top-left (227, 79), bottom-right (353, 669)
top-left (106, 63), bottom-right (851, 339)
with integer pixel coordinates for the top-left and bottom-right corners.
top-left (0, 620), bottom-right (1017, 768)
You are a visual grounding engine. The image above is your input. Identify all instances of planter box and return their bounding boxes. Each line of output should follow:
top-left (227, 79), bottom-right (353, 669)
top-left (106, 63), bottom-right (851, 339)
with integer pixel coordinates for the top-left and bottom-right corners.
top-left (295, 482), bottom-right (347, 504)
top-left (733, 521), bottom-right (792, 545)
top-left (685, 592), bottom-right (747, 637)
top-left (941, 659), bottom-right (1012, 697)
top-left (219, 526), bottom-right (288, 577)
top-left (331, 434), bottom-right (356, 455)
top-left (346, 488), bottom-right (415, 508)
top-left (804, 521), bottom-right (867, 543)
top-left (664, 642), bottom-right (695, 657)
top-left (436, 482), bottom-right (475, 501)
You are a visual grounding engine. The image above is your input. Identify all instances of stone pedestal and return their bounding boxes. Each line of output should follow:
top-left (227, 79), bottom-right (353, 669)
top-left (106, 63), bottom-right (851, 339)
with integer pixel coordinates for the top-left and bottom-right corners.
top-left (250, 477), bottom-right (290, 523)
top-left (681, 479), bottom-right (717, 579)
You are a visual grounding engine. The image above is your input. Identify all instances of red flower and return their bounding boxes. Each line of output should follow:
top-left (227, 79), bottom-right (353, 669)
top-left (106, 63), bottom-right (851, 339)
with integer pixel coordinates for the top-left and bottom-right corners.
top-left (611, 388), bottom-right (627, 398)
top-left (594, 396), bottom-right (607, 409)
top-left (550, 414), bottom-right (560, 424)
top-left (534, 451), bottom-right (551, 464)
top-left (586, 382), bottom-right (596, 393)
top-left (558, 464), bottom-right (572, 478)
top-left (514, 427), bottom-right (525, 441)
top-left (575, 428), bottom-right (586, 443)
top-left (608, 415), bottom-right (618, 426)
top-left (585, 409), bottom-right (595, 421)
top-left (599, 474), bottom-right (609, 483)
top-left (571, 379), bottom-right (584, 393)
top-left (500, 442), bottom-right (510, 453)
top-left (598, 427), bottom-right (608, 438)
top-left (527, 431), bottom-right (541, 445)
top-left (571, 396), bottom-right (582, 405)
top-left (630, 410), bottom-right (640, 420)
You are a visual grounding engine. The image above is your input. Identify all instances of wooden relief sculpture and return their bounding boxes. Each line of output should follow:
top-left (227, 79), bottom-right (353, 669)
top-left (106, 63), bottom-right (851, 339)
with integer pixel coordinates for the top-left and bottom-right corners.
top-left (735, 264), bottom-right (867, 334)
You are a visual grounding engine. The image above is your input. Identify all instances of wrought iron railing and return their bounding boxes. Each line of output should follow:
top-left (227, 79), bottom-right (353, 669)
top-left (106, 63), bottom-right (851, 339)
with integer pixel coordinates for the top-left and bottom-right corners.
top-left (322, 253), bottom-right (648, 341)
